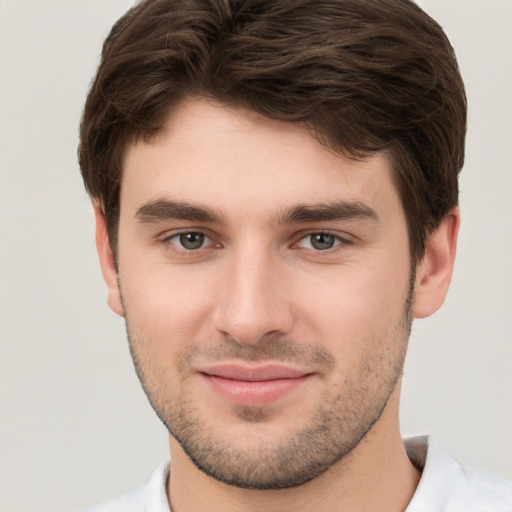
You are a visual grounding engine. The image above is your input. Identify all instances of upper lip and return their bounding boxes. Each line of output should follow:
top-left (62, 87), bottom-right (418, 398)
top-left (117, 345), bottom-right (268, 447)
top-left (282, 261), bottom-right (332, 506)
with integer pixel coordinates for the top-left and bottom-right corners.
top-left (199, 364), bottom-right (312, 382)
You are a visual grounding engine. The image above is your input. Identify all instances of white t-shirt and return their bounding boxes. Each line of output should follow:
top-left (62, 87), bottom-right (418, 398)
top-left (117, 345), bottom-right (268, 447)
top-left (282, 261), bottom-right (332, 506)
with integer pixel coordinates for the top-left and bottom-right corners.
top-left (85, 436), bottom-right (512, 511)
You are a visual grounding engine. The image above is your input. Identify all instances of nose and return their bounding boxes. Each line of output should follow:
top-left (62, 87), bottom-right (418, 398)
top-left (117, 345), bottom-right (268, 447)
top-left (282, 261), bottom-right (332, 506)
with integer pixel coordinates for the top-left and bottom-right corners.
top-left (212, 247), bottom-right (294, 345)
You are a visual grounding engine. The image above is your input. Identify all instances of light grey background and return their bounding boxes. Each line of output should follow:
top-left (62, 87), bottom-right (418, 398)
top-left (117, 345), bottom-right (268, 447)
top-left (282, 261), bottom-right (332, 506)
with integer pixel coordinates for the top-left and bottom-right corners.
top-left (1, 1), bottom-right (511, 511)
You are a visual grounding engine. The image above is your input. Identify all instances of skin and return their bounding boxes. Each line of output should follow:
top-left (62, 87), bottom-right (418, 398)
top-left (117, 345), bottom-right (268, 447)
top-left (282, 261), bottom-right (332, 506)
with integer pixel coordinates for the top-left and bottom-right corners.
top-left (96, 97), bottom-right (459, 512)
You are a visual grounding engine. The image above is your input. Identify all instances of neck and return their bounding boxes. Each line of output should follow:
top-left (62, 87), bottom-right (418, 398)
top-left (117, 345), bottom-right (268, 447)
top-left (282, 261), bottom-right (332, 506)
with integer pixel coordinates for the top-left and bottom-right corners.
top-left (167, 389), bottom-right (420, 512)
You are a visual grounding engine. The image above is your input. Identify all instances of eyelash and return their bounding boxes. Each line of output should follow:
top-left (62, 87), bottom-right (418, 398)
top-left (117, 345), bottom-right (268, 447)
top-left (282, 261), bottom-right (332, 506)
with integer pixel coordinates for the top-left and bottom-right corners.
top-left (161, 230), bottom-right (350, 255)
top-left (162, 231), bottom-right (218, 253)
top-left (295, 232), bottom-right (349, 251)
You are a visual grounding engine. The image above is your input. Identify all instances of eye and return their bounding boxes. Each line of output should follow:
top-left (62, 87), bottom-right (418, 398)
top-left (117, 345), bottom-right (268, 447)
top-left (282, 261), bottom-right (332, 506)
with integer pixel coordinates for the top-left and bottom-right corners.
top-left (169, 232), bottom-right (210, 250)
top-left (296, 232), bottom-right (343, 251)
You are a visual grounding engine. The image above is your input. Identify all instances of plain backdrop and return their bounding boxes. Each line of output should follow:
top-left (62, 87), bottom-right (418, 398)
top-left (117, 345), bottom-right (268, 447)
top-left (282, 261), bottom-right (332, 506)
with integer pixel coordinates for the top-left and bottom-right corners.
top-left (1, 1), bottom-right (511, 511)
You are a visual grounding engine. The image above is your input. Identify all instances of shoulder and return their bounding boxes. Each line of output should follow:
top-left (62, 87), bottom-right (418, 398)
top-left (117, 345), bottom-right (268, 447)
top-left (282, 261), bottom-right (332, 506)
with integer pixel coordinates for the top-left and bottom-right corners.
top-left (405, 436), bottom-right (512, 512)
top-left (456, 468), bottom-right (512, 511)
top-left (84, 485), bottom-right (148, 512)
top-left (84, 460), bottom-right (171, 512)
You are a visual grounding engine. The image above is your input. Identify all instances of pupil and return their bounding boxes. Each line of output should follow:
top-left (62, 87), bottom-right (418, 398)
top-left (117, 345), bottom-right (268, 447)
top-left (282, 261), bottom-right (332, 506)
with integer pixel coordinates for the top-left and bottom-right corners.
top-left (311, 233), bottom-right (334, 250)
top-left (180, 232), bottom-right (204, 250)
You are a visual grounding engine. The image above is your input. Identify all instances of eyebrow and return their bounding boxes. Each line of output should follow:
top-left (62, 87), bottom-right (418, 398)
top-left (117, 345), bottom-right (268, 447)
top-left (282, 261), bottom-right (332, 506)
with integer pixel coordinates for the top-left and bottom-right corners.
top-left (135, 199), bottom-right (226, 225)
top-left (274, 200), bottom-right (379, 225)
top-left (135, 198), bottom-right (379, 226)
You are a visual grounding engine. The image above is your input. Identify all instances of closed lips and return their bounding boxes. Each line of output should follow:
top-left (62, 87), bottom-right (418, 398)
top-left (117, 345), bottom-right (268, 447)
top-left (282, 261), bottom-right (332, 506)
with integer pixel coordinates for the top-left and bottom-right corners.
top-left (199, 364), bottom-right (312, 381)
top-left (197, 364), bottom-right (315, 407)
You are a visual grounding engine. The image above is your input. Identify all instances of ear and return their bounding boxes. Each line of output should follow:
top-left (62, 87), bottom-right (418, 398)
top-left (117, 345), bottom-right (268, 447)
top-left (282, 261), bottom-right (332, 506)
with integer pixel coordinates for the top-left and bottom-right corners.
top-left (94, 205), bottom-right (125, 317)
top-left (413, 208), bottom-right (460, 319)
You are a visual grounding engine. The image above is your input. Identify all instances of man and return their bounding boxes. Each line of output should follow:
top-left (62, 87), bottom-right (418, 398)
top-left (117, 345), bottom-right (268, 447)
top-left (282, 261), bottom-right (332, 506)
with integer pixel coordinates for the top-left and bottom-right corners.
top-left (79, 0), bottom-right (511, 510)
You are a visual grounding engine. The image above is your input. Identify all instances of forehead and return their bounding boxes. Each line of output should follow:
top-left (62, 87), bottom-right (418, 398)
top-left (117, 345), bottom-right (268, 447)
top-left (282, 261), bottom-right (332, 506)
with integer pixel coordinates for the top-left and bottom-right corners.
top-left (121, 98), bottom-right (402, 222)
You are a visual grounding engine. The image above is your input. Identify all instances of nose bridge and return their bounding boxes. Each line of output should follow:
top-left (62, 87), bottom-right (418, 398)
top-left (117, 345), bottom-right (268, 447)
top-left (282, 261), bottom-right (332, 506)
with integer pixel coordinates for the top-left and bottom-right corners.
top-left (213, 241), bottom-right (293, 345)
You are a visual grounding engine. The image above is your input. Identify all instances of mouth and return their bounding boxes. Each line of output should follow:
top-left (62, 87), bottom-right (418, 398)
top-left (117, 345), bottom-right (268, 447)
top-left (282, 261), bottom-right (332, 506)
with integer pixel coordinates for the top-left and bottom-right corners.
top-left (198, 364), bottom-right (315, 407)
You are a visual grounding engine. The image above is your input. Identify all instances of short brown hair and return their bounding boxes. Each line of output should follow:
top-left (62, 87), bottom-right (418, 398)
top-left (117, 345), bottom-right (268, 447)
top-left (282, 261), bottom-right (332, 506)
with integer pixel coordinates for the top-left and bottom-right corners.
top-left (79, 0), bottom-right (466, 264)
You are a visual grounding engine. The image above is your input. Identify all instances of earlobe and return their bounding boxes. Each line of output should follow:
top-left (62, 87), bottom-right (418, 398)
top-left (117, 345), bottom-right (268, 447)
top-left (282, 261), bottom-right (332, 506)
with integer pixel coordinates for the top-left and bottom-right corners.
top-left (94, 205), bottom-right (125, 317)
top-left (412, 208), bottom-right (460, 319)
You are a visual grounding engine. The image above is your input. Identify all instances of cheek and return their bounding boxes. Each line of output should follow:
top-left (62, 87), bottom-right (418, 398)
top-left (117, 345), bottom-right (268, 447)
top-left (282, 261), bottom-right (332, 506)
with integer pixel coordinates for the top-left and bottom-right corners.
top-left (296, 259), bottom-right (411, 350)
top-left (119, 259), bottom-right (217, 345)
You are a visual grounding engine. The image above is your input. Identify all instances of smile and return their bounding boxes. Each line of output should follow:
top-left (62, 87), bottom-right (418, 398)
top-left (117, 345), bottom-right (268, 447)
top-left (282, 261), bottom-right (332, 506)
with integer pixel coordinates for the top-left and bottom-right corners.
top-left (198, 364), bottom-right (315, 407)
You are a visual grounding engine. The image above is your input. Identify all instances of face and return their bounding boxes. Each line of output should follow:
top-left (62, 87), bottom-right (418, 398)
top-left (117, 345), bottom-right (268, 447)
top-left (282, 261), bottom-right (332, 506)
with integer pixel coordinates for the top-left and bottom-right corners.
top-left (114, 98), bottom-right (414, 489)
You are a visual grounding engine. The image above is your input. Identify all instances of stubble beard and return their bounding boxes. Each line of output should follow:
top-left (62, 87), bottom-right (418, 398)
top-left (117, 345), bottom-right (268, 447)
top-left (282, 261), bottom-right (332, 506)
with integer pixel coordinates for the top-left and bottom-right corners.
top-left (124, 278), bottom-right (414, 490)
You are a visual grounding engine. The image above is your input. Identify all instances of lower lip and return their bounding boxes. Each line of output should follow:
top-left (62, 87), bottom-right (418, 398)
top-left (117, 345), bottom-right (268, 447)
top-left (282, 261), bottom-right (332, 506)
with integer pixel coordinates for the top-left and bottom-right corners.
top-left (201, 374), bottom-right (313, 407)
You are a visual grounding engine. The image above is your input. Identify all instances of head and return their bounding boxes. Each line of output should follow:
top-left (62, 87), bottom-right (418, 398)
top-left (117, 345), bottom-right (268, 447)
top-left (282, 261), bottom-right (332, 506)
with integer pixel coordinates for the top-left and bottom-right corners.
top-left (79, 0), bottom-right (466, 490)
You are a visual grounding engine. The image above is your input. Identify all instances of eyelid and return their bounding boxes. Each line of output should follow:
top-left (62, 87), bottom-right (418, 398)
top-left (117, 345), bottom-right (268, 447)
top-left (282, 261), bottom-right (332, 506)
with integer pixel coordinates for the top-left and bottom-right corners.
top-left (291, 230), bottom-right (353, 250)
top-left (160, 229), bottom-right (221, 251)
